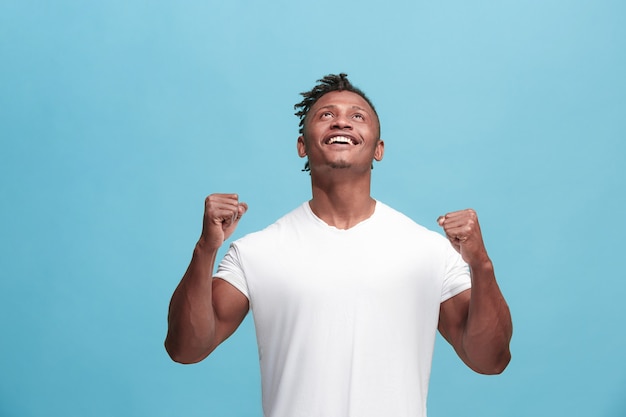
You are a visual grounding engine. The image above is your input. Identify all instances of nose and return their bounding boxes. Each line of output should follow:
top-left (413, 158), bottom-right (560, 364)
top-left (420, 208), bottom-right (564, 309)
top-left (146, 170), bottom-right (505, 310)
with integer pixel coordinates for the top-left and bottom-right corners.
top-left (331, 113), bottom-right (352, 130)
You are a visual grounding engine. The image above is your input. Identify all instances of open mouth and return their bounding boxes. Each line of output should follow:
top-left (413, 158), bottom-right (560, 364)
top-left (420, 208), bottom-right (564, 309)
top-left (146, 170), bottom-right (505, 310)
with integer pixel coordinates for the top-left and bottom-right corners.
top-left (325, 135), bottom-right (357, 145)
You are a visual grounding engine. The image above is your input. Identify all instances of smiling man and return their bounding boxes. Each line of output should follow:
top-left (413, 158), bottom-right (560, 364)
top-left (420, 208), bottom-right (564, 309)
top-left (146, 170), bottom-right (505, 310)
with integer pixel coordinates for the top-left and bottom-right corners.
top-left (165, 74), bottom-right (512, 417)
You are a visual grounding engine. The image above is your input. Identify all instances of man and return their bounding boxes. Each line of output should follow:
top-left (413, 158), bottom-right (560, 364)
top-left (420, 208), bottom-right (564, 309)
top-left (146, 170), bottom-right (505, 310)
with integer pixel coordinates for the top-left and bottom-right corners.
top-left (165, 73), bottom-right (512, 417)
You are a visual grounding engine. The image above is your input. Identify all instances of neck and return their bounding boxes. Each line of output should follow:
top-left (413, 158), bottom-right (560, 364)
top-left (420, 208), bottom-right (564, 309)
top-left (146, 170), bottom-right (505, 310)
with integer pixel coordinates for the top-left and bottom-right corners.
top-left (308, 171), bottom-right (375, 230)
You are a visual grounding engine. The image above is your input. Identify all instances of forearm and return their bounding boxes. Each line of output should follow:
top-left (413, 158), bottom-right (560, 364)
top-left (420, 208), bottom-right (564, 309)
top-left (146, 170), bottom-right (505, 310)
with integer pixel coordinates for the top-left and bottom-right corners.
top-left (165, 242), bottom-right (219, 364)
top-left (463, 260), bottom-right (512, 374)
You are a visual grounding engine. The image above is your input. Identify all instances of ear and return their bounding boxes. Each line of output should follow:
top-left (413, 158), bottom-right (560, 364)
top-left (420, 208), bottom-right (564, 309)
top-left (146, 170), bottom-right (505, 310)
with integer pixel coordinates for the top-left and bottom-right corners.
top-left (297, 135), bottom-right (307, 158)
top-left (374, 139), bottom-right (385, 161)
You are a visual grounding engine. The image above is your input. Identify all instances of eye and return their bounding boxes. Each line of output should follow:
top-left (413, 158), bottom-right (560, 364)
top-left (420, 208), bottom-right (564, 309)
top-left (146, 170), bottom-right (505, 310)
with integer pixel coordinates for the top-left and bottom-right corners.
top-left (352, 113), bottom-right (364, 120)
top-left (320, 111), bottom-right (333, 119)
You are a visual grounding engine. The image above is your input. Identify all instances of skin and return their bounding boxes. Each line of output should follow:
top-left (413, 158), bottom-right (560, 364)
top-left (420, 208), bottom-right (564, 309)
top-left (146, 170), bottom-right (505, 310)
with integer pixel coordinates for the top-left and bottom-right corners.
top-left (165, 90), bottom-right (512, 374)
top-left (164, 194), bottom-right (249, 363)
top-left (436, 211), bottom-right (512, 374)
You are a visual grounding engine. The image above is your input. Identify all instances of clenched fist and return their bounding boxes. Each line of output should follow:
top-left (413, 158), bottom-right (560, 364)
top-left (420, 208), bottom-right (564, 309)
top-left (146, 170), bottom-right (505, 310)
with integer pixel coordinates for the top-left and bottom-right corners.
top-left (437, 209), bottom-right (490, 267)
top-left (200, 193), bottom-right (248, 251)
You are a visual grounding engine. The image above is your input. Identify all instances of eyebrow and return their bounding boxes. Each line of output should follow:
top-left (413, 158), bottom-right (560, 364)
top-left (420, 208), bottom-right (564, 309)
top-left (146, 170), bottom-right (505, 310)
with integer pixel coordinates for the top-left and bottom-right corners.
top-left (317, 104), bottom-right (369, 112)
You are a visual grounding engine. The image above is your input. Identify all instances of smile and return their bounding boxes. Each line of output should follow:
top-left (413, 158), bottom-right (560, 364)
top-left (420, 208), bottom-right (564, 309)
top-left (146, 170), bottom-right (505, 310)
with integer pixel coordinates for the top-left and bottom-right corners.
top-left (325, 136), bottom-right (357, 145)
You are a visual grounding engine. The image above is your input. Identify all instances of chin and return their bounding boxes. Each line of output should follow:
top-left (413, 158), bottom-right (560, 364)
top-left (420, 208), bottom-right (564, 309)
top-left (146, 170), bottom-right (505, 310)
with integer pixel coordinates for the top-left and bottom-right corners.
top-left (329, 162), bottom-right (352, 169)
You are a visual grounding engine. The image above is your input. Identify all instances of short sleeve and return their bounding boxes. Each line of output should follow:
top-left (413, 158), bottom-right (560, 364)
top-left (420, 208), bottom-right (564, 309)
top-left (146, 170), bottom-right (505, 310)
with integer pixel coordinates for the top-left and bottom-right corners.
top-left (440, 245), bottom-right (472, 303)
top-left (214, 243), bottom-right (250, 300)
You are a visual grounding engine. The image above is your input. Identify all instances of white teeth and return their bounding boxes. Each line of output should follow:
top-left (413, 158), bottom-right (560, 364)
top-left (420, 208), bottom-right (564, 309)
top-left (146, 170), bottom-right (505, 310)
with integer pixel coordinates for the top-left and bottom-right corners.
top-left (327, 136), bottom-right (354, 145)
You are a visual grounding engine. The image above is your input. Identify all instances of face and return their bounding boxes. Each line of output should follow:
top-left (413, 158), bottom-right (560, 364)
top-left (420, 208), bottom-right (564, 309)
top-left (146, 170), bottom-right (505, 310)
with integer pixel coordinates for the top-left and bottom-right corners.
top-left (297, 90), bottom-right (384, 173)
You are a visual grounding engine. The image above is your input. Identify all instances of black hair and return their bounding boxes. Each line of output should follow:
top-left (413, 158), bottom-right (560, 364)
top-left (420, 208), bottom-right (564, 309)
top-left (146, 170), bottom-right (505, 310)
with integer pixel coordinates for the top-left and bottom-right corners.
top-left (294, 73), bottom-right (378, 172)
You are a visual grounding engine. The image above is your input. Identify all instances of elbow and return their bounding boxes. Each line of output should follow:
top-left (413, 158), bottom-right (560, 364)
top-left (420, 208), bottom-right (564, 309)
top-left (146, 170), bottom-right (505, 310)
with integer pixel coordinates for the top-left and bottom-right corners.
top-left (464, 323), bottom-right (513, 375)
top-left (494, 349), bottom-right (512, 374)
top-left (164, 338), bottom-right (210, 365)
top-left (167, 351), bottom-right (202, 365)
top-left (481, 361), bottom-right (510, 376)
top-left (475, 350), bottom-right (511, 375)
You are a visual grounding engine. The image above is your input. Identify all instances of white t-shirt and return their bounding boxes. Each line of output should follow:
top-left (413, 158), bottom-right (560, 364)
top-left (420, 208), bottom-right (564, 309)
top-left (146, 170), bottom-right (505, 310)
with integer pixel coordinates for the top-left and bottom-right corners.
top-left (215, 201), bottom-right (471, 417)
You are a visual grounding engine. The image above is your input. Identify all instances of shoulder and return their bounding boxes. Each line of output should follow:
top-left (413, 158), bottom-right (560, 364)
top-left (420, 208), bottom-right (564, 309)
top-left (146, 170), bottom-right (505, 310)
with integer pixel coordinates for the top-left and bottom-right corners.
top-left (375, 201), bottom-right (445, 241)
top-left (372, 201), bottom-right (455, 258)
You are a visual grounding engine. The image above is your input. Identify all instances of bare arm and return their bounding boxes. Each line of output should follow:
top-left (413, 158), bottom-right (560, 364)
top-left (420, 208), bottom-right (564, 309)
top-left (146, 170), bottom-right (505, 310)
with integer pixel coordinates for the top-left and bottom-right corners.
top-left (437, 209), bottom-right (512, 374)
top-left (165, 194), bottom-right (250, 364)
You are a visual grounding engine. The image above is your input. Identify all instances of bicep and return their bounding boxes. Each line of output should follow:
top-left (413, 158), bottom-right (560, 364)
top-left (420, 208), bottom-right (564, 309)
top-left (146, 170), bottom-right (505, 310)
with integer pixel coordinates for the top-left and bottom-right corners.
top-left (212, 278), bottom-right (250, 347)
top-left (438, 289), bottom-right (471, 360)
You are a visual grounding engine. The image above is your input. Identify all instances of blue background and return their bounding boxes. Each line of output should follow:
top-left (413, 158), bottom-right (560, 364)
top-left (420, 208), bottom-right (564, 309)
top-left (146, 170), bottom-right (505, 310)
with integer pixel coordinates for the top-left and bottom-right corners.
top-left (1, 1), bottom-right (625, 416)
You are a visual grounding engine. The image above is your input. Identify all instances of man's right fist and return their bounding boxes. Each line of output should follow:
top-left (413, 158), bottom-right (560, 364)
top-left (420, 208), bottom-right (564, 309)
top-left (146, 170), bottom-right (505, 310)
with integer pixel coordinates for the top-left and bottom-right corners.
top-left (200, 194), bottom-right (248, 250)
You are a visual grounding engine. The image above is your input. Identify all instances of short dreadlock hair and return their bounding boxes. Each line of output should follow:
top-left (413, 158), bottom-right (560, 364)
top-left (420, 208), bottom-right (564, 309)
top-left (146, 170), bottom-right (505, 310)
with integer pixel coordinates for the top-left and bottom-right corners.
top-left (294, 73), bottom-right (380, 172)
top-left (294, 73), bottom-right (378, 134)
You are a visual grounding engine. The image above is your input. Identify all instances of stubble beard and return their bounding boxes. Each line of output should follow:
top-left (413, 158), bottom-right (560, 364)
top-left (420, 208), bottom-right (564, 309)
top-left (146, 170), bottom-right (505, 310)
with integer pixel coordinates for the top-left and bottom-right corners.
top-left (328, 160), bottom-right (351, 169)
